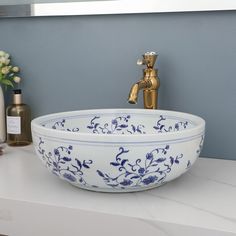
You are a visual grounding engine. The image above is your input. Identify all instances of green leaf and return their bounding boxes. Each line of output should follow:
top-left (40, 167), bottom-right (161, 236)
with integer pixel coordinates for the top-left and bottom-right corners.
top-left (1, 79), bottom-right (14, 87)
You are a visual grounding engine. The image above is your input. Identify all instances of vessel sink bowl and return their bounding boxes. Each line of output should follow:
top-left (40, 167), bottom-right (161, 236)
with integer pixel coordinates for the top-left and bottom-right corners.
top-left (31, 109), bottom-right (205, 192)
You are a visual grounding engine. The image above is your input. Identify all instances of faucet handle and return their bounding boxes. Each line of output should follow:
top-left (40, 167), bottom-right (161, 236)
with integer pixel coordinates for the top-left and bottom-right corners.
top-left (145, 51), bottom-right (157, 56)
top-left (137, 59), bottom-right (144, 65)
top-left (137, 51), bottom-right (157, 68)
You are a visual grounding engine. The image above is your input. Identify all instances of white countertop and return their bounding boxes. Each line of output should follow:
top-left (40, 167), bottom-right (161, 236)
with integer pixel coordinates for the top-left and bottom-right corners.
top-left (0, 145), bottom-right (236, 236)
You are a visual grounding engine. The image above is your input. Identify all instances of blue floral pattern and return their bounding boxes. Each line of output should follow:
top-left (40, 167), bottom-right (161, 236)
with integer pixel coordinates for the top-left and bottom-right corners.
top-left (186, 160), bottom-right (192, 169)
top-left (43, 114), bottom-right (191, 135)
top-left (197, 135), bottom-right (204, 154)
top-left (37, 138), bottom-right (92, 185)
top-left (153, 115), bottom-right (189, 133)
top-left (51, 119), bottom-right (80, 132)
top-left (97, 146), bottom-right (183, 189)
top-left (33, 112), bottom-right (204, 192)
top-left (87, 115), bottom-right (145, 134)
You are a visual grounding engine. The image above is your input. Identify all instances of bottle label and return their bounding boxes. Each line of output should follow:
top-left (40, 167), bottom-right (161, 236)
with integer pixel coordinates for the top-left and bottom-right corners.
top-left (7, 116), bottom-right (21, 134)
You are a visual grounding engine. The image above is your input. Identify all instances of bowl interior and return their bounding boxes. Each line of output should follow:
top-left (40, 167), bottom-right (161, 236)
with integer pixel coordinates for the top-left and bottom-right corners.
top-left (37, 110), bottom-right (199, 135)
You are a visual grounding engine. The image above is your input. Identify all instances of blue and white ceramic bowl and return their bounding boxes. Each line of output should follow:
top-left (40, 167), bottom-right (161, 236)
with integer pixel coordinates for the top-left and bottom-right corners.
top-left (31, 109), bottom-right (205, 192)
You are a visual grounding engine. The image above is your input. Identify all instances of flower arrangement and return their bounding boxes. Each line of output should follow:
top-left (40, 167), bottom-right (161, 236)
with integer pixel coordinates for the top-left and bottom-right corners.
top-left (0, 50), bottom-right (21, 89)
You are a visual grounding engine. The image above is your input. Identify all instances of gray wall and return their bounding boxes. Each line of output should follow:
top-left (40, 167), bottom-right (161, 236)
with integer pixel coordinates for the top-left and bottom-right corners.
top-left (0, 11), bottom-right (236, 159)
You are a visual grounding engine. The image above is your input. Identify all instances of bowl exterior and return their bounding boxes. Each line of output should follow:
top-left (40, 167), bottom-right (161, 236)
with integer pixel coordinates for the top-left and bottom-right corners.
top-left (32, 131), bottom-right (204, 192)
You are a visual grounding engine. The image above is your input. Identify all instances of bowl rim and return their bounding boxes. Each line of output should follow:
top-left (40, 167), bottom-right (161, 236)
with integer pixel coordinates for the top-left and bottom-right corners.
top-left (31, 108), bottom-right (205, 143)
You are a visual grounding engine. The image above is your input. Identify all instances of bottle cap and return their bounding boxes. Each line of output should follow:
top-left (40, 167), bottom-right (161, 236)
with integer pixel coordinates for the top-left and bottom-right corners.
top-left (13, 89), bottom-right (22, 104)
top-left (13, 89), bottom-right (22, 94)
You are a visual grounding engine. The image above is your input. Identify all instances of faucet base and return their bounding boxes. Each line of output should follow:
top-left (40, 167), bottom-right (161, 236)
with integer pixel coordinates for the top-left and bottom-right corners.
top-left (143, 90), bottom-right (157, 109)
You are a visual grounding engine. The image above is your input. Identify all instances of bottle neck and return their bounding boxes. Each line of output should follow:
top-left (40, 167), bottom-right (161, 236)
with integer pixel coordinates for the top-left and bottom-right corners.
top-left (13, 94), bottom-right (22, 105)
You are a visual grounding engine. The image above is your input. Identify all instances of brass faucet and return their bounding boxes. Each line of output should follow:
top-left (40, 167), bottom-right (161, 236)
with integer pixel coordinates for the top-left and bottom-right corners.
top-left (128, 52), bottom-right (160, 109)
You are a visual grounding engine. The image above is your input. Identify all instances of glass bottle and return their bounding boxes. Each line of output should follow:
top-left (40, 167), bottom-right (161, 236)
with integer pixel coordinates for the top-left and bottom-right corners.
top-left (6, 89), bottom-right (32, 146)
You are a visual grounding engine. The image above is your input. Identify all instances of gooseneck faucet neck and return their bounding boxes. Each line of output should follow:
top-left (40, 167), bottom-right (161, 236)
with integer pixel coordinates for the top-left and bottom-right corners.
top-left (128, 52), bottom-right (160, 109)
top-left (128, 79), bottom-right (151, 104)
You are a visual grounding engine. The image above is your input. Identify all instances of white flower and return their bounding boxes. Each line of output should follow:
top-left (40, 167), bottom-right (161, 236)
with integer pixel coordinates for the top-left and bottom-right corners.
top-left (12, 66), bottom-right (20, 73)
top-left (0, 57), bottom-right (6, 64)
top-left (0, 50), bottom-right (22, 89)
top-left (1, 66), bottom-right (10, 74)
top-left (13, 76), bottom-right (21, 83)
top-left (4, 59), bottom-right (10, 65)
top-left (0, 51), bottom-right (6, 57)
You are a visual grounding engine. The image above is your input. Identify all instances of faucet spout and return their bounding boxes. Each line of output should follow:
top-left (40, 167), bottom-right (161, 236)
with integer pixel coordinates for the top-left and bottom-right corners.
top-left (128, 80), bottom-right (150, 104)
